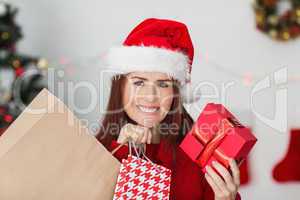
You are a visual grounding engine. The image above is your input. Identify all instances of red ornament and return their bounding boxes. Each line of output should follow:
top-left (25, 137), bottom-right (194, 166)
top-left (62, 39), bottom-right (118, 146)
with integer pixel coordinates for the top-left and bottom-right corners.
top-left (4, 114), bottom-right (13, 123)
top-left (289, 26), bottom-right (300, 37)
top-left (15, 67), bottom-right (24, 77)
top-left (280, 11), bottom-right (292, 20)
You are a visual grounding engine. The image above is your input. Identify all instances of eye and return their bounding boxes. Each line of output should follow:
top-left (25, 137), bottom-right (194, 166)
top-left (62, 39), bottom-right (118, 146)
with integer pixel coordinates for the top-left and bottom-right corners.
top-left (158, 81), bottom-right (170, 88)
top-left (133, 80), bottom-right (144, 86)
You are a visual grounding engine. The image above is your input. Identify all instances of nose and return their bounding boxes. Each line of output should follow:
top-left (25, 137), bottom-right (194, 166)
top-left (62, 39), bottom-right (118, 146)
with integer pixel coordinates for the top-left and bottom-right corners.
top-left (138, 83), bottom-right (159, 102)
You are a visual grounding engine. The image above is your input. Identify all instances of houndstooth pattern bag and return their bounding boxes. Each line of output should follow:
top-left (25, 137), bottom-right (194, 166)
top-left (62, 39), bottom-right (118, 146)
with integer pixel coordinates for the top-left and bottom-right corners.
top-left (112, 141), bottom-right (172, 200)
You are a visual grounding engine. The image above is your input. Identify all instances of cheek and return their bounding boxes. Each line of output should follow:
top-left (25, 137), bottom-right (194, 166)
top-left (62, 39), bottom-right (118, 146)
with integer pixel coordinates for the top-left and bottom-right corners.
top-left (122, 84), bottom-right (137, 112)
top-left (159, 90), bottom-right (174, 115)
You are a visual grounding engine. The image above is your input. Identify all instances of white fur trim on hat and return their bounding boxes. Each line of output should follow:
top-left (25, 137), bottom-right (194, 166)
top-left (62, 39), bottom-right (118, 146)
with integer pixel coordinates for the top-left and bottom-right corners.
top-left (102, 45), bottom-right (190, 84)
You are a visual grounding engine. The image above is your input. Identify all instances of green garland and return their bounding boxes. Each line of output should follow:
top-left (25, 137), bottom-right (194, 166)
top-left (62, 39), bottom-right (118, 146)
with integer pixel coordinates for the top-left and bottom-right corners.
top-left (253, 0), bottom-right (300, 41)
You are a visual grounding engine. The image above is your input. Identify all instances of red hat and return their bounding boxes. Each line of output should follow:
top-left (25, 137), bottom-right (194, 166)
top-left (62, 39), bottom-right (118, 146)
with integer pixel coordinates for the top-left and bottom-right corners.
top-left (103, 18), bottom-right (200, 104)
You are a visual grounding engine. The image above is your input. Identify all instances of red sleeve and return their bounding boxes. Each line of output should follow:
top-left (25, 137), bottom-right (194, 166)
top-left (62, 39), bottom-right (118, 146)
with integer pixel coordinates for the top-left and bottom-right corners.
top-left (110, 140), bottom-right (129, 162)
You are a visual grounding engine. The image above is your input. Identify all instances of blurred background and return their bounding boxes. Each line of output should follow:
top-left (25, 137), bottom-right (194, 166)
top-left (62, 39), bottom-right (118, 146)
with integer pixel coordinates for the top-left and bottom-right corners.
top-left (1, 0), bottom-right (300, 199)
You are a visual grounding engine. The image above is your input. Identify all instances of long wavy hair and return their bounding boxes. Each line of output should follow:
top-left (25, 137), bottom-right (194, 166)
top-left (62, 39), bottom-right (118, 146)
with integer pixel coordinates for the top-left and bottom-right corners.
top-left (96, 74), bottom-right (194, 153)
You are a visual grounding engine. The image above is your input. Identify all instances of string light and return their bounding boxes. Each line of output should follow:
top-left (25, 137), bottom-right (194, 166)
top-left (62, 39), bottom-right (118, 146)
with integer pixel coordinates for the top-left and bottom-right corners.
top-left (243, 73), bottom-right (253, 86)
top-left (59, 57), bottom-right (70, 65)
top-left (37, 58), bottom-right (49, 69)
top-left (204, 56), bottom-right (298, 86)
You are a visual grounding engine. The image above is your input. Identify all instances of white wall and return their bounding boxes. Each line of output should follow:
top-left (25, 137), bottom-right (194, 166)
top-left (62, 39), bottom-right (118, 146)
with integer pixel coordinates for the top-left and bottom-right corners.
top-left (11, 0), bottom-right (300, 199)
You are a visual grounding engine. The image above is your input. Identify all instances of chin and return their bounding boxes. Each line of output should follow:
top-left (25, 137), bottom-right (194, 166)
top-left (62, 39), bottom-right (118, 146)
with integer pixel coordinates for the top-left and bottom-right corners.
top-left (136, 118), bottom-right (159, 128)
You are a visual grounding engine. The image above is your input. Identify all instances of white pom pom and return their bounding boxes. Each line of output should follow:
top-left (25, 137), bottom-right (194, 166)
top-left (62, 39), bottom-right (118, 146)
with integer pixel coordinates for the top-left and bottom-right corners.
top-left (180, 82), bottom-right (201, 104)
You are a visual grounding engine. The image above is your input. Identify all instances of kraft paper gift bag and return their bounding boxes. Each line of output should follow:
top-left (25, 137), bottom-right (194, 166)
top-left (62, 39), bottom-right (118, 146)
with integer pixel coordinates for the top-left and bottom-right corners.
top-left (0, 88), bottom-right (120, 200)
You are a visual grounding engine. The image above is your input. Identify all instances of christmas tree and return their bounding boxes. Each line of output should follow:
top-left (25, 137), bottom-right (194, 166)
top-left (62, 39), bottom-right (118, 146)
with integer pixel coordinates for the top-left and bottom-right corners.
top-left (0, 1), bottom-right (48, 135)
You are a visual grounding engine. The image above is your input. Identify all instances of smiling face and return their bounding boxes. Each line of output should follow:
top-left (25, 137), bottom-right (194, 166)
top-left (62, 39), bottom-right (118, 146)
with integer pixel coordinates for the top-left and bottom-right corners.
top-left (122, 71), bottom-right (175, 128)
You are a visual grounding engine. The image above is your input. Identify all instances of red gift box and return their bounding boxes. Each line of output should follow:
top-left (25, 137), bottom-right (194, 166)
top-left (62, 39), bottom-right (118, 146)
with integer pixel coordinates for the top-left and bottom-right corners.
top-left (180, 103), bottom-right (257, 173)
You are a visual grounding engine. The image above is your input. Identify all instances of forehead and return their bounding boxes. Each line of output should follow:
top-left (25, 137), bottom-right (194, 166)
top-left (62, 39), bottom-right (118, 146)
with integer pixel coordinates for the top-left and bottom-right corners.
top-left (127, 71), bottom-right (173, 81)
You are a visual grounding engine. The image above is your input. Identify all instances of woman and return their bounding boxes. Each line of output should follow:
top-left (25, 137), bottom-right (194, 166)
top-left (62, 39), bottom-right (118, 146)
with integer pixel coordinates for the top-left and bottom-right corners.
top-left (97, 18), bottom-right (241, 200)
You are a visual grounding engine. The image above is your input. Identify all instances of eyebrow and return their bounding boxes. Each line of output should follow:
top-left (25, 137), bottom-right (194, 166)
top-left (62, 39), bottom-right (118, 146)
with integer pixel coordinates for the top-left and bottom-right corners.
top-left (130, 76), bottom-right (172, 82)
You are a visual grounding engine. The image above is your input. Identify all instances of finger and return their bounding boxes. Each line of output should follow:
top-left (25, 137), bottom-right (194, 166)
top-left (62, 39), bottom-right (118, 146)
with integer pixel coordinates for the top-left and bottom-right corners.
top-left (141, 129), bottom-right (148, 144)
top-left (123, 124), bottom-right (131, 137)
top-left (128, 125), bottom-right (141, 143)
top-left (118, 124), bottom-right (130, 143)
top-left (147, 129), bottom-right (152, 144)
top-left (137, 132), bottom-right (145, 144)
top-left (204, 173), bottom-right (222, 195)
top-left (132, 124), bottom-right (143, 134)
top-left (206, 165), bottom-right (230, 195)
top-left (133, 126), bottom-right (145, 144)
top-left (130, 131), bottom-right (140, 143)
top-left (117, 131), bottom-right (129, 144)
top-left (229, 159), bottom-right (240, 186)
top-left (212, 161), bottom-right (237, 192)
top-left (125, 124), bottom-right (135, 139)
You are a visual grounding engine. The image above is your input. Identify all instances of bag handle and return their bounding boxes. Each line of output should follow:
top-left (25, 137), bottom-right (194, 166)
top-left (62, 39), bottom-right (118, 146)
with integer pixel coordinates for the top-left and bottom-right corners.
top-left (111, 139), bottom-right (141, 157)
top-left (111, 140), bottom-right (165, 172)
top-left (111, 140), bottom-right (127, 155)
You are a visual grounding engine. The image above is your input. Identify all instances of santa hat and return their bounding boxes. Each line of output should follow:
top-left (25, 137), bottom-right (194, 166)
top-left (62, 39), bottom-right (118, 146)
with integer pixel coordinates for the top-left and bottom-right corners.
top-left (103, 18), bottom-right (200, 104)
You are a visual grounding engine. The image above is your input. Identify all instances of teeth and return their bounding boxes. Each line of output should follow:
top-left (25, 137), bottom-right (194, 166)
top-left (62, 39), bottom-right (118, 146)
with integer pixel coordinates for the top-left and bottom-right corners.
top-left (138, 106), bottom-right (159, 113)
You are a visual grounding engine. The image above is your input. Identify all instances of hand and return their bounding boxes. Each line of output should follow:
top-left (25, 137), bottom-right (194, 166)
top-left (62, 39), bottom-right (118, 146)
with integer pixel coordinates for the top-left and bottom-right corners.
top-left (117, 123), bottom-right (152, 145)
top-left (204, 159), bottom-right (240, 200)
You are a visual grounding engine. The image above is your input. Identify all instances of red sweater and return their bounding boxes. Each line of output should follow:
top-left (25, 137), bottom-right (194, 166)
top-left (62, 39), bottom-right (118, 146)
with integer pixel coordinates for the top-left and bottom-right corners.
top-left (110, 139), bottom-right (241, 200)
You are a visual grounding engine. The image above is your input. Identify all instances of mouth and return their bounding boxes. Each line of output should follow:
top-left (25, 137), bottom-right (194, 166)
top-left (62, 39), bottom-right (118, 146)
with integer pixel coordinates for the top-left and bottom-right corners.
top-left (137, 105), bottom-right (160, 114)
